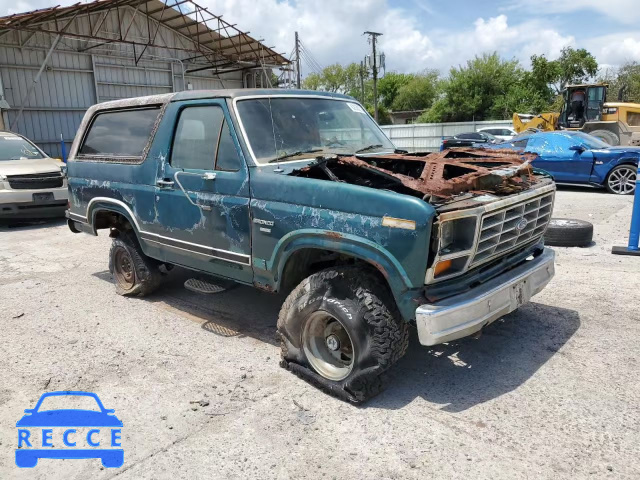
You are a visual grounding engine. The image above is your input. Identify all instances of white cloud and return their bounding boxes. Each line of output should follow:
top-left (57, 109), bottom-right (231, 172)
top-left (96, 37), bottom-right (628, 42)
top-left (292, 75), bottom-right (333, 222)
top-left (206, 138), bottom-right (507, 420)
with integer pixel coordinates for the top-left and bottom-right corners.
top-left (506, 0), bottom-right (640, 25)
top-left (0, 0), bottom-right (604, 76)
top-left (585, 33), bottom-right (640, 66)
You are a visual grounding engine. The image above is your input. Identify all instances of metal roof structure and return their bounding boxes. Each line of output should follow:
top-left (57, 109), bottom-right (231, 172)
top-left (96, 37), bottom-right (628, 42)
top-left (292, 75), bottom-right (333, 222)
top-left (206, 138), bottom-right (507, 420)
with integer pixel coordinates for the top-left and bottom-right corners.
top-left (0, 0), bottom-right (289, 73)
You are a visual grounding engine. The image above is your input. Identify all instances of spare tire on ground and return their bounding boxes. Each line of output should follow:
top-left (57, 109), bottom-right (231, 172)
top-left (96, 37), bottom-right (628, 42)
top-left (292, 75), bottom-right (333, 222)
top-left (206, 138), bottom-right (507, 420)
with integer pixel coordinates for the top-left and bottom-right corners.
top-left (544, 218), bottom-right (593, 247)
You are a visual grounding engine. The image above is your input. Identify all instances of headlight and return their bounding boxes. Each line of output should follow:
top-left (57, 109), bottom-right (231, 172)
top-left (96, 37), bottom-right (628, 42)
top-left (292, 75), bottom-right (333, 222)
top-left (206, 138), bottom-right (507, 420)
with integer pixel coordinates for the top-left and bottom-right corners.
top-left (433, 216), bottom-right (478, 279)
top-left (438, 217), bottom-right (477, 255)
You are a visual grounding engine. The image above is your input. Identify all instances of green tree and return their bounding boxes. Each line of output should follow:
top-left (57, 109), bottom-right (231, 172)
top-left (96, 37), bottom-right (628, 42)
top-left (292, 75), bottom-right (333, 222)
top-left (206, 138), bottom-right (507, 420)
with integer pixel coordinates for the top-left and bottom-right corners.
top-left (599, 62), bottom-right (640, 103)
top-left (377, 72), bottom-right (415, 108)
top-left (302, 63), bottom-right (361, 94)
top-left (419, 53), bottom-right (523, 122)
top-left (530, 47), bottom-right (598, 95)
top-left (391, 70), bottom-right (439, 111)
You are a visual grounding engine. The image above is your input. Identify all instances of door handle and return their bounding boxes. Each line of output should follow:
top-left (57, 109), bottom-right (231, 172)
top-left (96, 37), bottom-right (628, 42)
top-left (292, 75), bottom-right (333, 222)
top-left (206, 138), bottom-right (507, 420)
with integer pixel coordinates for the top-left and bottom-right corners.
top-left (157, 179), bottom-right (175, 188)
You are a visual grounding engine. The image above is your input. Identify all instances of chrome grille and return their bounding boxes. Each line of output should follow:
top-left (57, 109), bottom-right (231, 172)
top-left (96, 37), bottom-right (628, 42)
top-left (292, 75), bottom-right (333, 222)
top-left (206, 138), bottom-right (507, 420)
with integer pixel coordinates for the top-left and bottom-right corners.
top-left (470, 191), bottom-right (554, 267)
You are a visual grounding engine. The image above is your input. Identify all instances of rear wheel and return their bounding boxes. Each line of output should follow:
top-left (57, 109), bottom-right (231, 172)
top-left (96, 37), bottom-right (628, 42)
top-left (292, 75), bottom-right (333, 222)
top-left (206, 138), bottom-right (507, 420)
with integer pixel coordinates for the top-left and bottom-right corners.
top-left (606, 165), bottom-right (637, 195)
top-left (589, 129), bottom-right (620, 146)
top-left (109, 231), bottom-right (163, 296)
top-left (278, 266), bottom-right (409, 403)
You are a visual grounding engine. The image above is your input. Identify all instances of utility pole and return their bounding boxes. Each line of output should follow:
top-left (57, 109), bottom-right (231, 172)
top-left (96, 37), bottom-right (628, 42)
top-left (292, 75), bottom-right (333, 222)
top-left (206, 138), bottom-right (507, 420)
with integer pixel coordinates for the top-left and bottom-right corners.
top-left (294, 31), bottom-right (301, 89)
top-left (364, 31), bottom-right (382, 122)
top-left (359, 60), bottom-right (365, 104)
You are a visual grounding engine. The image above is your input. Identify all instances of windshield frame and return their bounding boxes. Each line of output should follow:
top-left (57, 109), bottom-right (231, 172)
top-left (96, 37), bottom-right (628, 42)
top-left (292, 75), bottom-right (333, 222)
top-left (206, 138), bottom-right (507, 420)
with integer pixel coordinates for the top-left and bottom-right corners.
top-left (570, 131), bottom-right (610, 149)
top-left (231, 95), bottom-right (396, 166)
top-left (0, 132), bottom-right (46, 160)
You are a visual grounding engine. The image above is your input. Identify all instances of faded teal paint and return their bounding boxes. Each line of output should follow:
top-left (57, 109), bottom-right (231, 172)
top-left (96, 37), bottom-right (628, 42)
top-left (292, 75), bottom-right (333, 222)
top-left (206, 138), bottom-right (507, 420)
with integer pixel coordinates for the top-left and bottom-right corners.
top-left (267, 228), bottom-right (413, 288)
top-left (67, 92), bottom-right (437, 323)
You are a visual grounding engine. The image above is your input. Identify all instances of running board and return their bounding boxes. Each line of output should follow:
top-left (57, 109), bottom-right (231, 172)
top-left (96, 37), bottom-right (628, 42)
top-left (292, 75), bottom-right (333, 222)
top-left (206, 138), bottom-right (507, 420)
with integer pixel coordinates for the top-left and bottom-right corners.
top-left (184, 278), bottom-right (228, 294)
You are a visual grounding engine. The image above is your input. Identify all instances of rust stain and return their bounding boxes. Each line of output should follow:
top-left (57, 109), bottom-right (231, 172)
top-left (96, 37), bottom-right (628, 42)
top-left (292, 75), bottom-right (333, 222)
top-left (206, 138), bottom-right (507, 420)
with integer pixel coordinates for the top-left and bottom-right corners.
top-left (325, 231), bottom-right (343, 239)
top-left (295, 148), bottom-right (540, 200)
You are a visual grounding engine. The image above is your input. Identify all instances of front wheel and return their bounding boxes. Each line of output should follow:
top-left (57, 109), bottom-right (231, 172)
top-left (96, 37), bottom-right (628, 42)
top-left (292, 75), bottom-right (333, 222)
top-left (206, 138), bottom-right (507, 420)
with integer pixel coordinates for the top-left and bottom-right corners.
top-left (109, 231), bottom-right (163, 296)
top-left (606, 164), bottom-right (637, 195)
top-left (278, 266), bottom-right (409, 403)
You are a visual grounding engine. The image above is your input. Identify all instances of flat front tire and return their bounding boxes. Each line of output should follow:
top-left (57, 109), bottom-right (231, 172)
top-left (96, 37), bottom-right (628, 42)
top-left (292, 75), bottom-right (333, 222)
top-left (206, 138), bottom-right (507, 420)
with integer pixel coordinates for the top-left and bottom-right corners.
top-left (278, 266), bottom-right (409, 403)
top-left (109, 231), bottom-right (163, 296)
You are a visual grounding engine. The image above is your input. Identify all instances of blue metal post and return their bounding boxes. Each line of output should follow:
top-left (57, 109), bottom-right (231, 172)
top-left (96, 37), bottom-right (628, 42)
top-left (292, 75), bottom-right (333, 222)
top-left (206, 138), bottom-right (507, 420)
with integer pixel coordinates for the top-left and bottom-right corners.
top-left (612, 177), bottom-right (640, 255)
top-left (628, 178), bottom-right (640, 250)
top-left (60, 133), bottom-right (67, 163)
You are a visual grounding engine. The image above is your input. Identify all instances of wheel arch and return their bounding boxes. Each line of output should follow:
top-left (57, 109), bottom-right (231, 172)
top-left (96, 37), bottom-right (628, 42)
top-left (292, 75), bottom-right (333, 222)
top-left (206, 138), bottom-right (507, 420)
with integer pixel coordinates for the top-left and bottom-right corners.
top-left (87, 197), bottom-right (141, 238)
top-left (268, 230), bottom-right (418, 319)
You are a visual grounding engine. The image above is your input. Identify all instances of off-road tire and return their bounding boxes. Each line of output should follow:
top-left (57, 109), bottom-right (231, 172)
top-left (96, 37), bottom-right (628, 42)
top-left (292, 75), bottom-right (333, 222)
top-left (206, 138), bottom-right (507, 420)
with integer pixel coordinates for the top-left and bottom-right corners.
top-left (109, 231), bottom-right (163, 296)
top-left (278, 266), bottom-right (409, 403)
top-left (589, 129), bottom-right (620, 146)
top-left (544, 218), bottom-right (593, 247)
top-left (605, 164), bottom-right (637, 195)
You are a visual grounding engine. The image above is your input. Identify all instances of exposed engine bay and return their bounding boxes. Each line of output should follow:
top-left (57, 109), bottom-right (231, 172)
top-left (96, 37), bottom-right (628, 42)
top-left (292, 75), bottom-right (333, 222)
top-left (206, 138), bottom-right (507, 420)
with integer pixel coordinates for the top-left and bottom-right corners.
top-left (291, 148), bottom-right (544, 206)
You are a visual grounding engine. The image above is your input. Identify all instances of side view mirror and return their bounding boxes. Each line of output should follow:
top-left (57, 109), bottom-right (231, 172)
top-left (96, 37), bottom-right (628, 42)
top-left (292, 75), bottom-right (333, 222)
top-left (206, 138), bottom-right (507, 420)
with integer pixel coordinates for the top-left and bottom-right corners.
top-left (23, 409), bottom-right (34, 414)
top-left (569, 144), bottom-right (585, 152)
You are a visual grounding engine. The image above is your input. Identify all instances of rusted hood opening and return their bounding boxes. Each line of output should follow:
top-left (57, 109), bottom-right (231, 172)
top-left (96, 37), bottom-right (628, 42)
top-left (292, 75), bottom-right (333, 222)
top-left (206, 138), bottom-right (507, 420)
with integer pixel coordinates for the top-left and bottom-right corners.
top-left (291, 148), bottom-right (541, 204)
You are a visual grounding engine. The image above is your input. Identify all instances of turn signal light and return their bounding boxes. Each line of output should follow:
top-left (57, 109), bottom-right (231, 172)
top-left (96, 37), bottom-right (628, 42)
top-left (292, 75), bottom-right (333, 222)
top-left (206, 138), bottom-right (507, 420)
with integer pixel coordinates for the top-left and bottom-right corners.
top-left (434, 259), bottom-right (452, 277)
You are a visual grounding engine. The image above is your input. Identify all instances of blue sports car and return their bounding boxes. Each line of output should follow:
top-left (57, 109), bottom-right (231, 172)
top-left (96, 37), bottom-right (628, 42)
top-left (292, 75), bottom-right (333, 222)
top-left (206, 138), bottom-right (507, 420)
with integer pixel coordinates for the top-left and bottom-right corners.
top-left (486, 131), bottom-right (638, 194)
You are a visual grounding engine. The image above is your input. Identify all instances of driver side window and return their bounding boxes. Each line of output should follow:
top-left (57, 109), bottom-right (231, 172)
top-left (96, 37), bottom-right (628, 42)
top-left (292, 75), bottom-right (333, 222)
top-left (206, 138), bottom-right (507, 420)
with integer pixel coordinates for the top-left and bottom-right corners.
top-left (171, 105), bottom-right (241, 171)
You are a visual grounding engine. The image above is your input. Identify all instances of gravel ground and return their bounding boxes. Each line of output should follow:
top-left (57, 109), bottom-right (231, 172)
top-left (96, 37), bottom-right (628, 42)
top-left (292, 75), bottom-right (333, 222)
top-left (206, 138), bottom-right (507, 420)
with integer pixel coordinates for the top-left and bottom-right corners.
top-left (0, 187), bottom-right (638, 479)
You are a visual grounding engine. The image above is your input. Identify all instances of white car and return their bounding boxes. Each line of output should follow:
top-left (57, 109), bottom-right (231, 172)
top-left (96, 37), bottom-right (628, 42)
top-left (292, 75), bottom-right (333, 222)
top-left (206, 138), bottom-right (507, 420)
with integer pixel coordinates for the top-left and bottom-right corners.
top-left (0, 131), bottom-right (68, 219)
top-left (477, 126), bottom-right (517, 142)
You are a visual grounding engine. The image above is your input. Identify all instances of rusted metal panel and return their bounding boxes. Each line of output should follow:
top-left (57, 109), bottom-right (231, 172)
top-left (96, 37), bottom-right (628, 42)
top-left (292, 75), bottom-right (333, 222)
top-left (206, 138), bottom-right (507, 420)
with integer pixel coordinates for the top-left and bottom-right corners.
top-left (296, 148), bottom-right (539, 201)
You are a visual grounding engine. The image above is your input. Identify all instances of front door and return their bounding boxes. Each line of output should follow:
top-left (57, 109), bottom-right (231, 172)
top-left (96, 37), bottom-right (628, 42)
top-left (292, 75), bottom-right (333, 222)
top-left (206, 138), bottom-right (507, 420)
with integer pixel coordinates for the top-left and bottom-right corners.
top-left (528, 135), bottom-right (594, 183)
top-left (145, 100), bottom-right (253, 283)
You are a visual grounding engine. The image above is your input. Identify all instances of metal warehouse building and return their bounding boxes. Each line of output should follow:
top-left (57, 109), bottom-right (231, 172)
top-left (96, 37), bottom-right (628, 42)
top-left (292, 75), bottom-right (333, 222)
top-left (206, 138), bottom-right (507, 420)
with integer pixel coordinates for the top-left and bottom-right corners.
top-left (0, 0), bottom-right (289, 157)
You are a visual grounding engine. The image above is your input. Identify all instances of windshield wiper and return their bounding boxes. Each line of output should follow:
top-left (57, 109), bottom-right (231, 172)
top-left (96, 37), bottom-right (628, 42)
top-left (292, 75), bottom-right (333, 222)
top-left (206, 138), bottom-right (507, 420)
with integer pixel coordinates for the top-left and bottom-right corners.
top-left (355, 144), bottom-right (384, 154)
top-left (268, 148), bottom-right (323, 164)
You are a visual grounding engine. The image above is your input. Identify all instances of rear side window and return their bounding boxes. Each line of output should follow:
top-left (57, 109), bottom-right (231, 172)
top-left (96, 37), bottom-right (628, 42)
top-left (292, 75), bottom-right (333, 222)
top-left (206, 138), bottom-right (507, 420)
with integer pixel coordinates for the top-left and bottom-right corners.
top-left (171, 105), bottom-right (241, 171)
top-left (80, 107), bottom-right (160, 158)
top-left (512, 139), bottom-right (528, 148)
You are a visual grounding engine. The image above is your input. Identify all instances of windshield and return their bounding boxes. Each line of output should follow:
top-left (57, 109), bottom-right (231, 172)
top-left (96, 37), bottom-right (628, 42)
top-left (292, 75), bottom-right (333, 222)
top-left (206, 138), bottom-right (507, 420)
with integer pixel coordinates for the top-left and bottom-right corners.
top-left (571, 131), bottom-right (610, 149)
top-left (235, 97), bottom-right (395, 164)
top-left (0, 134), bottom-right (44, 160)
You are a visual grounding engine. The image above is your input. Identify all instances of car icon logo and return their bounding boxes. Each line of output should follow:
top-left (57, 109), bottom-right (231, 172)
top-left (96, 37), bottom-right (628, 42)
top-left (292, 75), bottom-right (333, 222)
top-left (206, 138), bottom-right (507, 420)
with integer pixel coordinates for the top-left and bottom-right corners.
top-left (15, 391), bottom-right (123, 468)
top-left (515, 218), bottom-right (528, 231)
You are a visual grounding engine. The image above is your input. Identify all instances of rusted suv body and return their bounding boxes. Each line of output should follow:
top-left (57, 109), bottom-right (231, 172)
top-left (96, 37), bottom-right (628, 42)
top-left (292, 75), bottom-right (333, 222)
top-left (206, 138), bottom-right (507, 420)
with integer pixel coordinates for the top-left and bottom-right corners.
top-left (66, 89), bottom-right (556, 402)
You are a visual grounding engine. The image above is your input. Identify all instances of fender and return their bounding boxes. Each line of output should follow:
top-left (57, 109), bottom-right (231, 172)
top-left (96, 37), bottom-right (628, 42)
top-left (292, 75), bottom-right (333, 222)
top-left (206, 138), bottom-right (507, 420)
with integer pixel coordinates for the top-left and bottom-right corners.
top-left (261, 229), bottom-right (420, 316)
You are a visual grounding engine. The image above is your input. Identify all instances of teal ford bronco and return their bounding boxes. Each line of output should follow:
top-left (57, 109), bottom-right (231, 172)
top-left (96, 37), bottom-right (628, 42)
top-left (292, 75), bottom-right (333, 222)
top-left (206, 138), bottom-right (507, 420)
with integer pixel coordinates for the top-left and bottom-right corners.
top-left (66, 89), bottom-right (556, 402)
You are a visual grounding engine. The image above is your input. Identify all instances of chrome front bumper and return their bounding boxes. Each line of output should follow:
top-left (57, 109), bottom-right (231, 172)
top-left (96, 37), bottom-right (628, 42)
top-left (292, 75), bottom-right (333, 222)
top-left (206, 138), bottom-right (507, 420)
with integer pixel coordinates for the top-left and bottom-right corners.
top-left (416, 248), bottom-right (555, 346)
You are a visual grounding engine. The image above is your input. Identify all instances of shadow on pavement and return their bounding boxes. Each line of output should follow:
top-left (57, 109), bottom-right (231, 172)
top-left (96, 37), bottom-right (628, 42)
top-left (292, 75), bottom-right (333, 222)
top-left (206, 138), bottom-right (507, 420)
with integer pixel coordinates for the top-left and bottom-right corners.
top-left (372, 301), bottom-right (580, 412)
top-left (91, 266), bottom-right (283, 347)
top-left (90, 266), bottom-right (579, 411)
top-left (0, 217), bottom-right (66, 230)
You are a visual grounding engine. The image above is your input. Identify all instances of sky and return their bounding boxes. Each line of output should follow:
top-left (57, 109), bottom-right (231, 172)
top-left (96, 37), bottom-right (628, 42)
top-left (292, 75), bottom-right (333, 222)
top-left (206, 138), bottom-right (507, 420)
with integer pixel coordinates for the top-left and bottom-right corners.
top-left (3, 0), bottom-right (640, 77)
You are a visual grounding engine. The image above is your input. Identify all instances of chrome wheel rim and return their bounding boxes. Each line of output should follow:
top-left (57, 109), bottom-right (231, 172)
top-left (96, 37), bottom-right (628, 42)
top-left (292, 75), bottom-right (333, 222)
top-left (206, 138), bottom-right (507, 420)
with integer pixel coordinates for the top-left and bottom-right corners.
top-left (302, 311), bottom-right (354, 381)
top-left (113, 247), bottom-right (135, 290)
top-left (608, 167), bottom-right (636, 194)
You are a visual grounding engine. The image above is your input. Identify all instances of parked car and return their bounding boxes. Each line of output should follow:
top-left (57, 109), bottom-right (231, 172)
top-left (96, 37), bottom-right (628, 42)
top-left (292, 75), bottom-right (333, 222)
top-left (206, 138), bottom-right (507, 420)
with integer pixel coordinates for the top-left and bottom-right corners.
top-left (66, 89), bottom-right (556, 403)
top-left (478, 126), bottom-right (517, 141)
top-left (441, 131), bottom-right (499, 148)
top-left (0, 131), bottom-right (68, 219)
top-left (485, 131), bottom-right (638, 194)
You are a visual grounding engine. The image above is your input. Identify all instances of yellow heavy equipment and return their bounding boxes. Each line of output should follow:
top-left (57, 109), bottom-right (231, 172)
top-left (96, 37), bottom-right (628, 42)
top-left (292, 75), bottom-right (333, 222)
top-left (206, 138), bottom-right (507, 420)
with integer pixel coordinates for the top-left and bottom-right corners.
top-left (513, 83), bottom-right (640, 145)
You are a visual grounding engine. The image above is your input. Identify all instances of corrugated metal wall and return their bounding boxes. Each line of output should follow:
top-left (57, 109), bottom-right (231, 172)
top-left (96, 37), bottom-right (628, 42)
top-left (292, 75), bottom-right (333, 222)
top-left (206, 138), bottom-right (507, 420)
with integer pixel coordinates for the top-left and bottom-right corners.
top-left (381, 120), bottom-right (514, 152)
top-left (0, 6), bottom-right (245, 158)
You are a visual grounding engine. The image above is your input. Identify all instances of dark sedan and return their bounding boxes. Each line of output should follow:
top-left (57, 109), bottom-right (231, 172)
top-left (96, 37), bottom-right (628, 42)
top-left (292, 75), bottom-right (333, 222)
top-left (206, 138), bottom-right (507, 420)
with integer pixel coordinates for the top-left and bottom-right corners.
top-left (441, 131), bottom-right (499, 149)
top-left (485, 131), bottom-right (638, 194)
